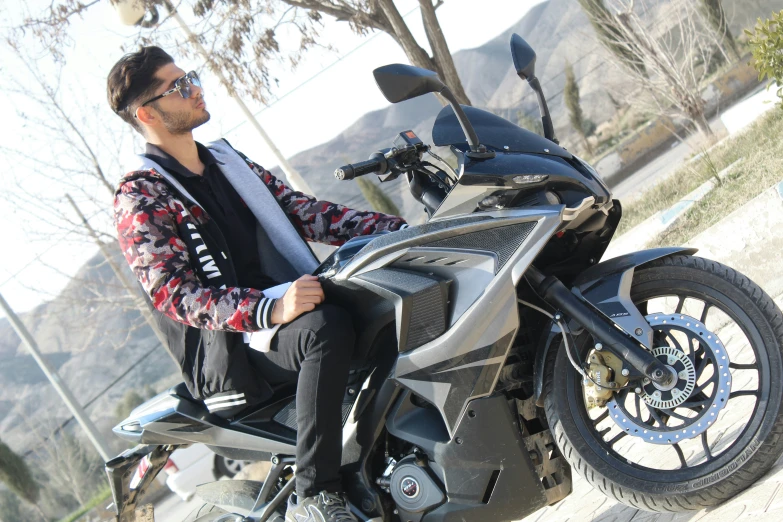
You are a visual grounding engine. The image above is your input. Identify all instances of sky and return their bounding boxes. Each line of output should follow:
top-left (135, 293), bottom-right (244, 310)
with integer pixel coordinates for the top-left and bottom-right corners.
top-left (0, 0), bottom-right (545, 314)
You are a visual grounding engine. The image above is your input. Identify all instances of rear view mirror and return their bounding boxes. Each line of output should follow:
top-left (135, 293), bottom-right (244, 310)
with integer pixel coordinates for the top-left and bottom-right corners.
top-left (373, 64), bottom-right (445, 104)
top-left (510, 33), bottom-right (537, 81)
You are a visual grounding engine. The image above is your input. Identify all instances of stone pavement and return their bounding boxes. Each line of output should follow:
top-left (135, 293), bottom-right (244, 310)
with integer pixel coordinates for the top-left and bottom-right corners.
top-left (520, 182), bottom-right (783, 522)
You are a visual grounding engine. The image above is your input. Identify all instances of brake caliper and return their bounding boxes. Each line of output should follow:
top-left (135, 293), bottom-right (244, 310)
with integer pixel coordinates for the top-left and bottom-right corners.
top-left (584, 351), bottom-right (629, 408)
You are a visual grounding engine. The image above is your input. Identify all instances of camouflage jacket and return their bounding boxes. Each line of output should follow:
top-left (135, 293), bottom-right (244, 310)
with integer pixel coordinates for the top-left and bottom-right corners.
top-left (114, 147), bottom-right (405, 404)
top-left (114, 153), bottom-right (406, 334)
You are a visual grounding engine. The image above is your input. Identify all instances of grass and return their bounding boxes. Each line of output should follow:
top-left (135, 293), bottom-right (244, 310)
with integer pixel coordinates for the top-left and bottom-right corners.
top-left (648, 107), bottom-right (783, 247)
top-left (614, 106), bottom-right (783, 239)
top-left (58, 485), bottom-right (112, 522)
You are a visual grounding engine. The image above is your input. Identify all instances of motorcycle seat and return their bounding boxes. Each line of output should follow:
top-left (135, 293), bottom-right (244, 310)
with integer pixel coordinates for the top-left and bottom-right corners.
top-left (167, 381), bottom-right (297, 421)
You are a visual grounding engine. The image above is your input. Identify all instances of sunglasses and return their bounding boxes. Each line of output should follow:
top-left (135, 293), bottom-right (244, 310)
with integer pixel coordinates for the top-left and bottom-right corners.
top-left (135, 71), bottom-right (202, 114)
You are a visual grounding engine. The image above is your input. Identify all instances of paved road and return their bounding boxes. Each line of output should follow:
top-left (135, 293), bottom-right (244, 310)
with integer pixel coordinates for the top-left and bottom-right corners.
top-left (609, 83), bottom-right (770, 204)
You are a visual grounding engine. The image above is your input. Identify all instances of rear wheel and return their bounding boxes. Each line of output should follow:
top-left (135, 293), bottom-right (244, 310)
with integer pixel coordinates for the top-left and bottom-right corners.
top-left (214, 456), bottom-right (250, 479)
top-left (544, 255), bottom-right (783, 511)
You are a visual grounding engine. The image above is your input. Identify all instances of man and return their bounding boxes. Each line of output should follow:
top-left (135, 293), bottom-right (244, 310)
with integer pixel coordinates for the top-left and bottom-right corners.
top-left (107, 46), bottom-right (406, 522)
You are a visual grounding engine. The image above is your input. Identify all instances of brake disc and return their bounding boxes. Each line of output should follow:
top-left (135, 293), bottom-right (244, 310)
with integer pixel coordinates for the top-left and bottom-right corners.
top-left (605, 313), bottom-right (732, 445)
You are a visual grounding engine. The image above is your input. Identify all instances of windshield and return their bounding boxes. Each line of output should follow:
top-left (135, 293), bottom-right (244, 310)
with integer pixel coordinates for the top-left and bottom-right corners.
top-left (432, 105), bottom-right (571, 159)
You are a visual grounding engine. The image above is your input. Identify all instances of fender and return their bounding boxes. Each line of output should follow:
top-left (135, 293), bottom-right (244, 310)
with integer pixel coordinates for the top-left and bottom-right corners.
top-left (532, 247), bottom-right (698, 406)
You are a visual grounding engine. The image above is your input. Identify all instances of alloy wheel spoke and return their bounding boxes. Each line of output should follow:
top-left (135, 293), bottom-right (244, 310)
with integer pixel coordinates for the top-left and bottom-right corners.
top-left (694, 355), bottom-right (713, 380)
top-left (661, 408), bottom-right (691, 421)
top-left (592, 409), bottom-right (609, 427)
top-left (607, 431), bottom-right (628, 448)
top-left (729, 362), bottom-right (758, 371)
top-left (675, 296), bottom-right (685, 314)
top-left (673, 443), bottom-right (688, 469)
top-left (729, 389), bottom-right (759, 399)
top-left (666, 332), bottom-right (687, 356)
top-left (691, 379), bottom-right (716, 397)
top-left (679, 398), bottom-right (710, 410)
top-left (699, 303), bottom-right (712, 324)
top-left (647, 406), bottom-right (668, 427)
top-left (701, 432), bottom-right (713, 460)
top-left (690, 345), bottom-right (705, 366)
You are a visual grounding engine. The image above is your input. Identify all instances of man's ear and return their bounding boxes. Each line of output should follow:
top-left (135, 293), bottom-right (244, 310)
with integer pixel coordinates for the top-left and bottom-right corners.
top-left (135, 105), bottom-right (156, 126)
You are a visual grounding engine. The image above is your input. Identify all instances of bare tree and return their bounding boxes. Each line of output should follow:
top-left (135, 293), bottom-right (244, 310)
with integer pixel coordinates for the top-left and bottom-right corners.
top-left (590, 0), bottom-right (717, 139)
top-left (24, 420), bottom-right (104, 508)
top-left (699, 0), bottom-right (741, 62)
top-left (1, 42), bottom-right (176, 357)
top-left (21, 0), bottom-right (470, 106)
top-left (579, 0), bottom-right (647, 76)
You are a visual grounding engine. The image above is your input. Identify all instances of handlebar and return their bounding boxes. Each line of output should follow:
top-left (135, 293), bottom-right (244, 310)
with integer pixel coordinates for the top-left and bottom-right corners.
top-left (334, 153), bottom-right (387, 181)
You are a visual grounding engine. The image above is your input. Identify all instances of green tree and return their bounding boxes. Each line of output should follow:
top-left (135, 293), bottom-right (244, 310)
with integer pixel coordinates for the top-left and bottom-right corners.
top-left (578, 0), bottom-right (647, 77)
top-left (356, 178), bottom-right (400, 216)
top-left (747, 10), bottom-right (783, 103)
top-left (114, 390), bottom-right (146, 421)
top-left (700, 0), bottom-right (741, 62)
top-left (517, 111), bottom-right (544, 135)
top-left (564, 61), bottom-right (594, 156)
top-left (0, 440), bottom-right (47, 520)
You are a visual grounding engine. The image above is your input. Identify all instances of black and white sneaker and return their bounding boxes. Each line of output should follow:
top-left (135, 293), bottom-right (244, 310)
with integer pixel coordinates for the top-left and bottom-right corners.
top-left (285, 491), bottom-right (357, 522)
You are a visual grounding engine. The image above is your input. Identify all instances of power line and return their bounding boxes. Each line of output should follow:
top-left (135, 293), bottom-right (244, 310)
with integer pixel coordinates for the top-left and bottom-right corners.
top-left (0, 209), bottom-right (106, 291)
top-left (22, 340), bottom-right (168, 457)
top-left (222, 6), bottom-right (422, 138)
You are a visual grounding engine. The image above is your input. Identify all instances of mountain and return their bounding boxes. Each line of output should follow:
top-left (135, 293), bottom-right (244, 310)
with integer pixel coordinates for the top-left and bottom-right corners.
top-left (0, 250), bottom-right (179, 454)
top-left (276, 0), bottom-right (782, 224)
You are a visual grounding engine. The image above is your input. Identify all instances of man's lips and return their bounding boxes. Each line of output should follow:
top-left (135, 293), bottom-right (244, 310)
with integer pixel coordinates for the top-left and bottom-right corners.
top-left (196, 100), bottom-right (206, 109)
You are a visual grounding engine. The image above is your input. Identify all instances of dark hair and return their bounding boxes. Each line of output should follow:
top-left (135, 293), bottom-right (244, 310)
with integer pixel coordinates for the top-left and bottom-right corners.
top-left (107, 46), bottom-right (174, 133)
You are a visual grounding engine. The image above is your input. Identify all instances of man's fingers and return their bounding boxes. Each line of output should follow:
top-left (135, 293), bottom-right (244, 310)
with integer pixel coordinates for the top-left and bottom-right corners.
top-left (301, 302), bottom-right (317, 312)
top-left (294, 287), bottom-right (325, 298)
top-left (293, 280), bottom-right (323, 289)
top-left (297, 295), bottom-right (324, 305)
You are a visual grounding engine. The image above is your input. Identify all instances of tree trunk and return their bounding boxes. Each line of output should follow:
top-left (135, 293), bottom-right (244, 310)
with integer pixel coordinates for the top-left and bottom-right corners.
top-left (419, 0), bottom-right (471, 105)
top-left (701, 0), bottom-right (741, 63)
top-left (581, 134), bottom-right (594, 156)
top-left (693, 111), bottom-right (714, 140)
top-left (376, 0), bottom-right (436, 72)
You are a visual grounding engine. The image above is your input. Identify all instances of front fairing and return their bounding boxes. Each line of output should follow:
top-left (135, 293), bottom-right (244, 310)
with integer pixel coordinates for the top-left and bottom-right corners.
top-left (431, 150), bottom-right (612, 220)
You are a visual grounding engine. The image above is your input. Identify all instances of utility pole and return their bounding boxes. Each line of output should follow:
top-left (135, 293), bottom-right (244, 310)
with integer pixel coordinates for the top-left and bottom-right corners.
top-left (65, 194), bottom-right (178, 368)
top-left (0, 293), bottom-right (113, 462)
top-left (161, 2), bottom-right (316, 195)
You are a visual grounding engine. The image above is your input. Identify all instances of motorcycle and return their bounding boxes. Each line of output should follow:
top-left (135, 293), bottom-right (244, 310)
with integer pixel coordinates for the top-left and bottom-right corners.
top-left (106, 34), bottom-right (783, 522)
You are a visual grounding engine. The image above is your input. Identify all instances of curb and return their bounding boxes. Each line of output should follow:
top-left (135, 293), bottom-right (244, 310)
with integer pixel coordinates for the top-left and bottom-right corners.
top-left (604, 158), bottom-right (744, 259)
top-left (657, 157), bottom-right (744, 227)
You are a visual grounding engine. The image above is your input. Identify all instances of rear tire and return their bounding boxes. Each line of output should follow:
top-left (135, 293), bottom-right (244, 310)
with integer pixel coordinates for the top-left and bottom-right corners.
top-left (214, 456), bottom-right (249, 479)
top-left (543, 255), bottom-right (783, 511)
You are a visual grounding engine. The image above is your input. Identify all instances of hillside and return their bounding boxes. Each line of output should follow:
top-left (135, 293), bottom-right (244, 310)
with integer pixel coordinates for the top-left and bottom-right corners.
top-left (277, 0), bottom-right (783, 224)
top-left (0, 250), bottom-right (179, 454)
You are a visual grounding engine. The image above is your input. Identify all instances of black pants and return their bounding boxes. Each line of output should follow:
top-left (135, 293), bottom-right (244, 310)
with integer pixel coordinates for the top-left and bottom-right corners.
top-left (246, 304), bottom-right (356, 497)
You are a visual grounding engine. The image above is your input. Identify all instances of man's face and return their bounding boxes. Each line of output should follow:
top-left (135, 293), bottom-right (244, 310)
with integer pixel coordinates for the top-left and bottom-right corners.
top-left (144, 63), bottom-right (210, 135)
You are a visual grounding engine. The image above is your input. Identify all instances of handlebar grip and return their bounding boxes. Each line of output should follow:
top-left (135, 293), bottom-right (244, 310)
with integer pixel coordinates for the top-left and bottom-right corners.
top-left (334, 154), bottom-right (387, 181)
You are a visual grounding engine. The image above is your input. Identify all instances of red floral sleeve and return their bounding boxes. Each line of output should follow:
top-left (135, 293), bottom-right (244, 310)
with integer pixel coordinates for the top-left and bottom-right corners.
top-left (114, 175), bottom-right (270, 332)
top-left (241, 158), bottom-right (407, 246)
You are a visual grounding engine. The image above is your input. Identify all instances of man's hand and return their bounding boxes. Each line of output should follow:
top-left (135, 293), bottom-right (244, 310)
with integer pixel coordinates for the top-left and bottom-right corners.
top-left (270, 275), bottom-right (324, 325)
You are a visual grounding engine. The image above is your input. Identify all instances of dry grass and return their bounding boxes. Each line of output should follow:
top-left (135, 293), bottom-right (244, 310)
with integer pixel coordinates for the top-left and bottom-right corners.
top-left (649, 107), bottom-right (783, 247)
top-left (615, 107), bottom-right (783, 239)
